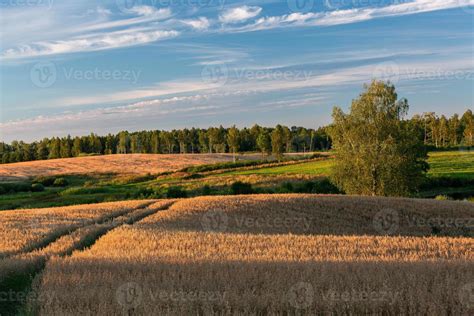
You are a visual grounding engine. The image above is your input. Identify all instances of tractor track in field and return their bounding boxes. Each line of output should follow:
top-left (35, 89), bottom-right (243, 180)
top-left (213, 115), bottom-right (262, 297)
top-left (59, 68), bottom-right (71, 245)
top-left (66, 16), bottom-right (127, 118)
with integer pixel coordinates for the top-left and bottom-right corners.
top-left (0, 201), bottom-right (156, 261)
top-left (0, 200), bottom-right (176, 316)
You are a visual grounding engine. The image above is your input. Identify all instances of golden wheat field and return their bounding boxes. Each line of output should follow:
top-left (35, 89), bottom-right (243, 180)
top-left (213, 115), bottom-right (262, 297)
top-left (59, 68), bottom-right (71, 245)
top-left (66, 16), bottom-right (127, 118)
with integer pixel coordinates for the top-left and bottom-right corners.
top-left (7, 195), bottom-right (470, 315)
top-left (0, 153), bottom-right (263, 181)
top-left (0, 200), bottom-right (155, 259)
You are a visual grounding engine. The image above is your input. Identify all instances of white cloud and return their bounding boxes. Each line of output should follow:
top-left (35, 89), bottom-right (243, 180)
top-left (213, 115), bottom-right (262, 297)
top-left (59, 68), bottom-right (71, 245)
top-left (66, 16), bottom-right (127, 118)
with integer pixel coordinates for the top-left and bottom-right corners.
top-left (1, 29), bottom-right (179, 59)
top-left (127, 5), bottom-right (160, 16)
top-left (80, 8), bottom-right (172, 32)
top-left (229, 0), bottom-right (471, 32)
top-left (219, 6), bottom-right (262, 24)
top-left (182, 17), bottom-right (210, 30)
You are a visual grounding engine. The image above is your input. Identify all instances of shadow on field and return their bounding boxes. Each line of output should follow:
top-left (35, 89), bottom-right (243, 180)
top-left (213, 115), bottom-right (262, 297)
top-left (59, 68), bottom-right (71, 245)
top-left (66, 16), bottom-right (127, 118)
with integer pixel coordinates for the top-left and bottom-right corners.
top-left (31, 259), bottom-right (474, 315)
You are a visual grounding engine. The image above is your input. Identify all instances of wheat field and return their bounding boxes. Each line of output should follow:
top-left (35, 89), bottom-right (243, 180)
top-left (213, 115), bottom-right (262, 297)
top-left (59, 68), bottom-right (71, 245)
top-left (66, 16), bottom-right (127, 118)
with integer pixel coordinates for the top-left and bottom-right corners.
top-left (21, 195), bottom-right (473, 315)
top-left (0, 200), bottom-right (155, 259)
top-left (0, 153), bottom-right (261, 181)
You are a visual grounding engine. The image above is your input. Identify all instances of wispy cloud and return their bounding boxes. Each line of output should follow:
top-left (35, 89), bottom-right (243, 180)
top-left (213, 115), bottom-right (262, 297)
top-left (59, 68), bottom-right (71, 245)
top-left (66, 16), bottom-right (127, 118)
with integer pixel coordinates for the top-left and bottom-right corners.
top-left (219, 5), bottom-right (262, 24)
top-left (1, 29), bottom-right (179, 59)
top-left (181, 17), bottom-right (210, 30)
top-left (228, 0), bottom-right (472, 32)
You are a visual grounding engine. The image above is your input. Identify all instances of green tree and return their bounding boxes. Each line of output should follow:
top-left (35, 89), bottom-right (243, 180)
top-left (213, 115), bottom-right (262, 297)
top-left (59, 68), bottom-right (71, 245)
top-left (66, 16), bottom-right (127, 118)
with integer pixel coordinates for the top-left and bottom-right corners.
top-left (271, 125), bottom-right (285, 161)
top-left (227, 125), bottom-right (240, 162)
top-left (161, 131), bottom-right (175, 154)
top-left (328, 81), bottom-right (428, 197)
top-left (72, 137), bottom-right (82, 156)
top-left (60, 136), bottom-right (72, 158)
top-left (117, 131), bottom-right (130, 154)
top-left (48, 138), bottom-right (61, 159)
top-left (36, 139), bottom-right (49, 160)
top-left (256, 131), bottom-right (271, 157)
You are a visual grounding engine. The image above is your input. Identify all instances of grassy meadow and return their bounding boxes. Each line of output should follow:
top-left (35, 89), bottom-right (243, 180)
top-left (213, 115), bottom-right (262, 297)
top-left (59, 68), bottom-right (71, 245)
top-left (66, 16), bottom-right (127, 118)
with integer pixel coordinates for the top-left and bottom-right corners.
top-left (0, 150), bottom-right (473, 210)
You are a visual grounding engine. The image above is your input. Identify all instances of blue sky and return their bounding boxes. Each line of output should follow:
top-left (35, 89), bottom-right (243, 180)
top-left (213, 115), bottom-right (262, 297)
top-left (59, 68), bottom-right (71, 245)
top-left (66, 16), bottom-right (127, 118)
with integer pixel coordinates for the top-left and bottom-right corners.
top-left (0, 0), bottom-right (473, 142)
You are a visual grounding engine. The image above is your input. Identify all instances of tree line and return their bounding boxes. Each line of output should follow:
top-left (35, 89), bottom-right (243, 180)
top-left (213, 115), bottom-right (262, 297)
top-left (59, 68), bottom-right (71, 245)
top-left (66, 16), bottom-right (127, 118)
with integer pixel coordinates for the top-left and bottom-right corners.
top-left (0, 125), bottom-right (331, 164)
top-left (0, 110), bottom-right (472, 164)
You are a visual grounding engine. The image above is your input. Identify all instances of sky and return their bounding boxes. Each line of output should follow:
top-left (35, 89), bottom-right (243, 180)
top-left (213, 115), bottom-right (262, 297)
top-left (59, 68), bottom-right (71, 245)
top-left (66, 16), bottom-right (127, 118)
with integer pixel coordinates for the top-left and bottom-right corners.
top-left (0, 0), bottom-right (473, 142)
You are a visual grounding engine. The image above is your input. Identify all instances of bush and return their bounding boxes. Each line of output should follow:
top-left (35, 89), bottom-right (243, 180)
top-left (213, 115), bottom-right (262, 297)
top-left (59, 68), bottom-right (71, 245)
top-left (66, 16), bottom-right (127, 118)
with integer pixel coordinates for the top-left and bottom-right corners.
top-left (0, 182), bottom-right (32, 194)
top-left (182, 173), bottom-right (204, 180)
top-left (230, 181), bottom-right (254, 195)
top-left (435, 195), bottom-right (451, 201)
top-left (53, 178), bottom-right (69, 187)
top-left (166, 186), bottom-right (187, 198)
top-left (31, 183), bottom-right (45, 192)
top-left (201, 185), bottom-right (212, 196)
top-left (33, 176), bottom-right (56, 186)
top-left (0, 186), bottom-right (6, 195)
top-left (60, 187), bottom-right (107, 196)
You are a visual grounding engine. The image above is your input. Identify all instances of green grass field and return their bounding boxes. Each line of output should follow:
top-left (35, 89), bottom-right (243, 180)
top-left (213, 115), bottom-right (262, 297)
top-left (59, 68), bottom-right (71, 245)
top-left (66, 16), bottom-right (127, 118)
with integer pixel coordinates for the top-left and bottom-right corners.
top-left (223, 159), bottom-right (333, 176)
top-left (1, 151), bottom-right (473, 210)
top-left (426, 151), bottom-right (474, 178)
top-left (222, 151), bottom-right (474, 178)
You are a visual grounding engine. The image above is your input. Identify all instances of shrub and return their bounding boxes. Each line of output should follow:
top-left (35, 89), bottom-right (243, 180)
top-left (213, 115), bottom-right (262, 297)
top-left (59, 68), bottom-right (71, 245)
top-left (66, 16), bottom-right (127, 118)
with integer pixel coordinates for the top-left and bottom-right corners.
top-left (435, 195), bottom-right (451, 201)
top-left (166, 186), bottom-right (187, 198)
top-left (182, 173), bottom-right (204, 180)
top-left (53, 178), bottom-right (69, 187)
top-left (201, 185), bottom-right (212, 196)
top-left (0, 182), bottom-right (31, 194)
top-left (60, 187), bottom-right (107, 196)
top-left (33, 176), bottom-right (56, 186)
top-left (31, 183), bottom-right (45, 192)
top-left (230, 181), bottom-right (254, 195)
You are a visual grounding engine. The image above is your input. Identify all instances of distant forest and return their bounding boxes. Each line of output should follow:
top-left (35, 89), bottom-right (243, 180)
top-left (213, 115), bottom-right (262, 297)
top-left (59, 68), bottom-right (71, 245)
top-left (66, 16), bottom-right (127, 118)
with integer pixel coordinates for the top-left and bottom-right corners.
top-left (1, 110), bottom-right (473, 164)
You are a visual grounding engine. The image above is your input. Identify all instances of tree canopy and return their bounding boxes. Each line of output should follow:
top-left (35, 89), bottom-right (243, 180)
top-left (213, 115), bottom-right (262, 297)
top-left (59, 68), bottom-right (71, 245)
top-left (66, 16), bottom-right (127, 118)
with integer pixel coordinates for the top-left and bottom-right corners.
top-left (329, 81), bottom-right (429, 197)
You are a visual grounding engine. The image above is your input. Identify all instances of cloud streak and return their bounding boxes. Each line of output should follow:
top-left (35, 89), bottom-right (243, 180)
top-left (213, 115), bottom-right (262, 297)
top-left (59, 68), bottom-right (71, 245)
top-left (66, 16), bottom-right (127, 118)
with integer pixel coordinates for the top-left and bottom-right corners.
top-left (219, 6), bottom-right (262, 24)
